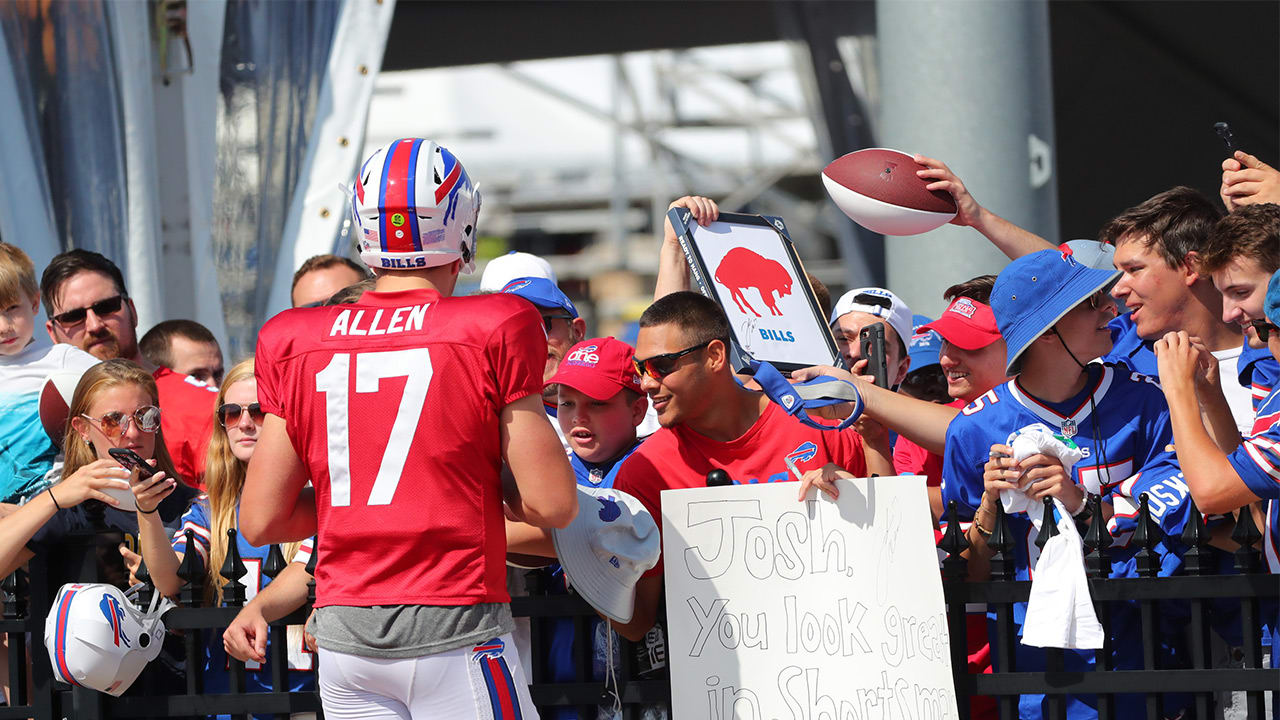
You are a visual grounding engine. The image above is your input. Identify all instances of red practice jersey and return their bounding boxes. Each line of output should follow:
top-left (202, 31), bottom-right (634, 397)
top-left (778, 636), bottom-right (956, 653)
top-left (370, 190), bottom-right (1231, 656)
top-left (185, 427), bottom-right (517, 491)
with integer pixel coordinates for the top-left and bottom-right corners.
top-left (152, 367), bottom-right (217, 489)
top-left (255, 288), bottom-right (546, 608)
top-left (613, 402), bottom-right (867, 578)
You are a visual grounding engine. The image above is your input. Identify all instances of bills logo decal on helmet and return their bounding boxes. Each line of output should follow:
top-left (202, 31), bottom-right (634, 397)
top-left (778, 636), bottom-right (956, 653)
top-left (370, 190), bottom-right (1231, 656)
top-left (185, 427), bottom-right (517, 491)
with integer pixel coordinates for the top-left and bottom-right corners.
top-left (99, 593), bottom-right (132, 648)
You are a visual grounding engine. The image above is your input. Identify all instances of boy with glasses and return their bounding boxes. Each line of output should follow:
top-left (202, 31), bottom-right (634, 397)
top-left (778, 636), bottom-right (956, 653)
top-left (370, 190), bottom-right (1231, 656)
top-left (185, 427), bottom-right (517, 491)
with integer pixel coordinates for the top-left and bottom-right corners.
top-left (40, 249), bottom-right (217, 488)
top-left (609, 291), bottom-right (893, 641)
top-left (0, 242), bottom-right (98, 503)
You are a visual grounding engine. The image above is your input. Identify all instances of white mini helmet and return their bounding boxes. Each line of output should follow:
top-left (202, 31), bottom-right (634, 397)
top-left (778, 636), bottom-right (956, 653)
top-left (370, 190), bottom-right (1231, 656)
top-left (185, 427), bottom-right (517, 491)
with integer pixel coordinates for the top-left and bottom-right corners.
top-left (350, 138), bottom-right (482, 274)
top-left (45, 583), bottom-right (173, 696)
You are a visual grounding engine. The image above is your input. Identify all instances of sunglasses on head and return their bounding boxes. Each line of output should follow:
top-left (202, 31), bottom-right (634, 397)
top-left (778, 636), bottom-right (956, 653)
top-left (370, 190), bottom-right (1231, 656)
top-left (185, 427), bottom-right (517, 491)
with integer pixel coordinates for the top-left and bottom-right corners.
top-left (1250, 319), bottom-right (1278, 342)
top-left (82, 405), bottom-right (161, 437)
top-left (217, 402), bottom-right (264, 428)
top-left (632, 339), bottom-right (713, 380)
top-left (541, 313), bottom-right (574, 332)
top-left (53, 295), bottom-right (126, 327)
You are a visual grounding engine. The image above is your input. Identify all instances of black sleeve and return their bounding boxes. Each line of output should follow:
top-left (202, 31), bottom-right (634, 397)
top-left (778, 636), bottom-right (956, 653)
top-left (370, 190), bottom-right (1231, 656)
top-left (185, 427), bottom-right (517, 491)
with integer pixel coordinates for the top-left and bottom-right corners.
top-left (27, 507), bottom-right (78, 557)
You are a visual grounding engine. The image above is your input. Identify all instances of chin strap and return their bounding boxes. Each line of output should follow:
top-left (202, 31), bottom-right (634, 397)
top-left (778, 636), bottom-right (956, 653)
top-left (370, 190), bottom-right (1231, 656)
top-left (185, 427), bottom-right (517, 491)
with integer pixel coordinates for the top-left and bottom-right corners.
top-left (750, 361), bottom-right (864, 431)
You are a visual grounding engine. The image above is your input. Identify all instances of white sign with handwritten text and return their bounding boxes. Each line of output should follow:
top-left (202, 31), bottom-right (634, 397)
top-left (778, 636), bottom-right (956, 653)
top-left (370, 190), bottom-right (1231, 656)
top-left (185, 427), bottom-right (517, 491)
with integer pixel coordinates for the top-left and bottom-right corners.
top-left (661, 476), bottom-right (956, 720)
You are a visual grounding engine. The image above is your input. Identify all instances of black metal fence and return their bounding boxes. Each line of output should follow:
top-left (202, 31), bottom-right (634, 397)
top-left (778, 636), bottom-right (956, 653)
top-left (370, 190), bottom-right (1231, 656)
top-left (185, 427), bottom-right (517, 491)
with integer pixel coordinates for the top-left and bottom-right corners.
top-left (1, 494), bottom-right (1275, 720)
top-left (937, 495), bottom-right (1278, 720)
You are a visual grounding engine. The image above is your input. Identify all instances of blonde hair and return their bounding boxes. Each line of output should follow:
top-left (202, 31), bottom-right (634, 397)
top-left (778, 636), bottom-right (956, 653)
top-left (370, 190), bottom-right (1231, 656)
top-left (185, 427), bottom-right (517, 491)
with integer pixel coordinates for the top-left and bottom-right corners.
top-left (63, 359), bottom-right (180, 482)
top-left (204, 358), bottom-right (303, 604)
top-left (0, 242), bottom-right (38, 308)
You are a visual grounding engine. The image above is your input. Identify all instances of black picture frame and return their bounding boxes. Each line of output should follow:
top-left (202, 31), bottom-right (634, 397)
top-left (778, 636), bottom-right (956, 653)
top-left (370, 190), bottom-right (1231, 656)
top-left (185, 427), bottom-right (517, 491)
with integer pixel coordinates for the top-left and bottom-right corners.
top-left (666, 209), bottom-right (845, 374)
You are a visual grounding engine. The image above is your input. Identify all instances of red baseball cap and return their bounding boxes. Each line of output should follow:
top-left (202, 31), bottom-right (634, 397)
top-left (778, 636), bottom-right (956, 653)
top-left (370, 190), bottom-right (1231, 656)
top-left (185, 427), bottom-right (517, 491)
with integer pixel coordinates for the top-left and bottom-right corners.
top-left (920, 297), bottom-right (1002, 350)
top-left (546, 337), bottom-right (642, 400)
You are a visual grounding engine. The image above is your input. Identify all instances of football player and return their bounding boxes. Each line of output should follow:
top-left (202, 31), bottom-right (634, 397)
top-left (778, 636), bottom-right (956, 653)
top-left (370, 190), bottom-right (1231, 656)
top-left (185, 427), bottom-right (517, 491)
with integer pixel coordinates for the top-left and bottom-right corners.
top-left (240, 139), bottom-right (577, 720)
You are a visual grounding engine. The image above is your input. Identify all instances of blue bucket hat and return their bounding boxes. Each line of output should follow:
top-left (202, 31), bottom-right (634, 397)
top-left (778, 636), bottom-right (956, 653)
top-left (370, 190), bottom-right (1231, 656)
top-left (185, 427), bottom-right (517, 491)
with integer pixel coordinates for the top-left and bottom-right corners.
top-left (907, 314), bottom-right (942, 370)
top-left (990, 247), bottom-right (1120, 374)
top-left (1266, 269), bottom-right (1280, 326)
top-left (501, 276), bottom-right (578, 318)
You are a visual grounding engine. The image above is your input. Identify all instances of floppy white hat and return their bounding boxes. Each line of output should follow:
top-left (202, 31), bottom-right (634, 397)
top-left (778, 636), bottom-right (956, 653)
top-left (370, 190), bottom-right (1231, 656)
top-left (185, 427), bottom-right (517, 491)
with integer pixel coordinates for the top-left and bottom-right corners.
top-left (551, 486), bottom-right (660, 623)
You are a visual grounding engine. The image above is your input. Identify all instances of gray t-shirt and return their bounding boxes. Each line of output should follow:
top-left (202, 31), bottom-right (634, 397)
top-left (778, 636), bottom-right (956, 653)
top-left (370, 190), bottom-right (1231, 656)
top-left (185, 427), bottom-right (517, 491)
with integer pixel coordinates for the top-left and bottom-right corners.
top-left (309, 603), bottom-right (514, 659)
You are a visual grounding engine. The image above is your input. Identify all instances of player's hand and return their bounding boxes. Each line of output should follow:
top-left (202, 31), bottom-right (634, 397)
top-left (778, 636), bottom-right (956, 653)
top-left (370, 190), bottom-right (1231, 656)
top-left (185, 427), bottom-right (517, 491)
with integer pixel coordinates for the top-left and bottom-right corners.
top-left (304, 609), bottom-right (317, 653)
top-left (57, 459), bottom-right (132, 507)
top-left (118, 544), bottom-right (143, 587)
top-left (1017, 454), bottom-right (1084, 511)
top-left (131, 466), bottom-right (176, 514)
top-left (797, 463), bottom-right (850, 501)
top-left (223, 605), bottom-right (269, 664)
top-left (1220, 150), bottom-right (1280, 210)
top-left (914, 154), bottom-right (985, 227)
top-left (1154, 331), bottom-right (1207, 399)
top-left (982, 444), bottom-right (1020, 495)
top-left (663, 196), bottom-right (719, 245)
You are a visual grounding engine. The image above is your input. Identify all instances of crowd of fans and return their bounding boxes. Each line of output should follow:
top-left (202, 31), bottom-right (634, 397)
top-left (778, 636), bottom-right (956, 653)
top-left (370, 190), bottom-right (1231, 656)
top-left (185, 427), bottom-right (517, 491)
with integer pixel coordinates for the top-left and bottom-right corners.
top-left (0, 142), bottom-right (1276, 720)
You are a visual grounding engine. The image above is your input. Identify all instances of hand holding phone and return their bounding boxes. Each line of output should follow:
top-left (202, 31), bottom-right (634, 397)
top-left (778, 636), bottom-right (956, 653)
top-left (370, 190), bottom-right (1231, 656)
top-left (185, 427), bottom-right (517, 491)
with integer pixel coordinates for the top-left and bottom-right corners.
top-left (858, 322), bottom-right (889, 389)
top-left (108, 447), bottom-right (157, 479)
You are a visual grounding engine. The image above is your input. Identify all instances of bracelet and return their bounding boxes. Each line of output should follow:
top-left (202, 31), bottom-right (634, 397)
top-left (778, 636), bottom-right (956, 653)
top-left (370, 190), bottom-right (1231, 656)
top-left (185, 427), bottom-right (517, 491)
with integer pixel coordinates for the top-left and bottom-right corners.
top-left (973, 519), bottom-right (993, 539)
top-left (47, 488), bottom-right (62, 511)
top-left (1068, 492), bottom-right (1089, 517)
top-left (138, 505), bottom-right (159, 515)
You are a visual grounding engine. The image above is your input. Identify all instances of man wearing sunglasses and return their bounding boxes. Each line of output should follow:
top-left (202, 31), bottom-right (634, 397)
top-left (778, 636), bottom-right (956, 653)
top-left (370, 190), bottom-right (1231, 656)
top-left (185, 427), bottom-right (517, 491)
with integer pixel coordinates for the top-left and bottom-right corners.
top-left (40, 250), bottom-right (217, 488)
top-left (609, 291), bottom-right (894, 642)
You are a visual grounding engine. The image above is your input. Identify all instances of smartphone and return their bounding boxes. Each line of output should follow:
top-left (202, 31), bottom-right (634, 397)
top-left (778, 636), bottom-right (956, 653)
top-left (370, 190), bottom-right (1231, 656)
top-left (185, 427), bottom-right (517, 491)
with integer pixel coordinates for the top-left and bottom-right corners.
top-left (858, 322), bottom-right (889, 389)
top-left (108, 447), bottom-right (157, 479)
top-left (1214, 122), bottom-right (1237, 154)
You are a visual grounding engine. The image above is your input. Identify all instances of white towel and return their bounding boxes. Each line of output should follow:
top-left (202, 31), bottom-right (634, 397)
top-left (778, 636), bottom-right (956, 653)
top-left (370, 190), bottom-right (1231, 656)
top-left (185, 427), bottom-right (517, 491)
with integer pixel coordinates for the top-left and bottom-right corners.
top-left (1001, 424), bottom-right (1104, 650)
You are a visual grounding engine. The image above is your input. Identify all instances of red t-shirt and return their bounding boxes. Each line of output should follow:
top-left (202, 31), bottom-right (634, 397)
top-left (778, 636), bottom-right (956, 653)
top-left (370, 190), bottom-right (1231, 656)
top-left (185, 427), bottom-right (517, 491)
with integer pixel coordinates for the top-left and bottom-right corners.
top-left (254, 288), bottom-right (545, 608)
top-left (152, 367), bottom-right (217, 489)
top-left (890, 398), bottom-right (965, 488)
top-left (613, 402), bottom-right (868, 578)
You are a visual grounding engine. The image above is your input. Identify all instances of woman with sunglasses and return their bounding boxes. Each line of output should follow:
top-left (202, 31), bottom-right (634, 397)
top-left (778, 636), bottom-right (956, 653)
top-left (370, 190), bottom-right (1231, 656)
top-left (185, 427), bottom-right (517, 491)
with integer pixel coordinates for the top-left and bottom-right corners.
top-left (132, 358), bottom-right (315, 718)
top-left (0, 359), bottom-right (199, 585)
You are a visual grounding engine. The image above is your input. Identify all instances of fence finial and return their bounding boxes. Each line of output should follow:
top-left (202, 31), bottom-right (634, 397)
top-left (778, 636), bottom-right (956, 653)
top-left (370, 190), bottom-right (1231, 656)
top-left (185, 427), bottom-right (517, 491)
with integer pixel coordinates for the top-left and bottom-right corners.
top-left (221, 528), bottom-right (249, 606)
top-left (1231, 504), bottom-right (1262, 573)
top-left (1034, 497), bottom-right (1059, 549)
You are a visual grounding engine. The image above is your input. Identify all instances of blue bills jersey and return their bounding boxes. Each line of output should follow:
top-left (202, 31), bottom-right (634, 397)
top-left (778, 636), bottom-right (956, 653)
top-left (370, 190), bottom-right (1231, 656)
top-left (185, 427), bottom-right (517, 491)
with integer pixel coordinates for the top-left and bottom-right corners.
top-left (941, 363), bottom-right (1181, 720)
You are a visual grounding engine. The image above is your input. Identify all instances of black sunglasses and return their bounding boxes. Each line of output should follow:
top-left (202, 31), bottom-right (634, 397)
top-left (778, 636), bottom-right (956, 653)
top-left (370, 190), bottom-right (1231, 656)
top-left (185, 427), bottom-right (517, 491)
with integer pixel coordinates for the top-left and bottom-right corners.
top-left (217, 402), bottom-right (264, 428)
top-left (53, 295), bottom-right (125, 327)
top-left (541, 313), bottom-right (574, 332)
top-left (632, 339), bottom-right (713, 380)
top-left (1250, 319), bottom-right (1278, 342)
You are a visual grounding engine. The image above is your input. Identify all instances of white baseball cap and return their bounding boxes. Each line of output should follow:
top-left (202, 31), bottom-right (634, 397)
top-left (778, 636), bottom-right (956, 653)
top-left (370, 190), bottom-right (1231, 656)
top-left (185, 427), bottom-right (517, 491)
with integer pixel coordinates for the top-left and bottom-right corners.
top-left (830, 287), bottom-right (914, 349)
top-left (551, 486), bottom-right (660, 623)
top-left (479, 251), bottom-right (557, 292)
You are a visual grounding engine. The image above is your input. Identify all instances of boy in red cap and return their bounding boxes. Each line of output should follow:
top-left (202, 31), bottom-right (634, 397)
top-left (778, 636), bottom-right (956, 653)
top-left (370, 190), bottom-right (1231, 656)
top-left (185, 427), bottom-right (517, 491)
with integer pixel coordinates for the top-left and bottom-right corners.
top-left (548, 337), bottom-right (650, 486)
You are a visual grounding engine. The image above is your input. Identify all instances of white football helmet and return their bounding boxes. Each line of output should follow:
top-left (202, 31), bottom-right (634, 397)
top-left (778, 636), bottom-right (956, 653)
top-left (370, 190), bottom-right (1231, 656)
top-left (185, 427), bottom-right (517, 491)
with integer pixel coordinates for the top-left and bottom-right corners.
top-left (350, 138), bottom-right (482, 274)
top-left (45, 583), bottom-right (173, 696)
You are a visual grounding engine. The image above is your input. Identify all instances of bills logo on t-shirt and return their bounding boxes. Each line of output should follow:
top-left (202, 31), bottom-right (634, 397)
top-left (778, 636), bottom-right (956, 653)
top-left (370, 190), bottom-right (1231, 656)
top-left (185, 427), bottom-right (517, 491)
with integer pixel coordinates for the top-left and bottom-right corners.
top-left (786, 441), bottom-right (818, 466)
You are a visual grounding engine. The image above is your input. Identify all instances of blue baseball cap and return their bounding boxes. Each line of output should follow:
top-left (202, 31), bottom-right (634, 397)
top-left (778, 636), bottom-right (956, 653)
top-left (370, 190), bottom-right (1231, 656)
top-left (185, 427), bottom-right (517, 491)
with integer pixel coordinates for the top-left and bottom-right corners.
top-left (1265, 269), bottom-right (1280, 326)
top-left (991, 247), bottom-right (1120, 375)
top-left (907, 314), bottom-right (942, 370)
top-left (501, 276), bottom-right (578, 318)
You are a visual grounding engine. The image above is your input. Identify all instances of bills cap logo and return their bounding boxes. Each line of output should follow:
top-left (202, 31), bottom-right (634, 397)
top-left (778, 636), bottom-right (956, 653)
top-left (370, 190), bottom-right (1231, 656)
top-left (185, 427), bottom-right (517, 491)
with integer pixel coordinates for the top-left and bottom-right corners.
top-left (597, 497), bottom-right (622, 523)
top-left (501, 279), bottom-right (532, 293)
top-left (949, 298), bottom-right (978, 318)
top-left (1057, 243), bottom-right (1078, 266)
